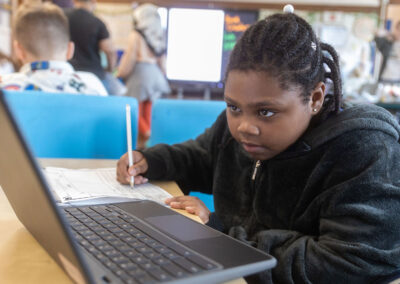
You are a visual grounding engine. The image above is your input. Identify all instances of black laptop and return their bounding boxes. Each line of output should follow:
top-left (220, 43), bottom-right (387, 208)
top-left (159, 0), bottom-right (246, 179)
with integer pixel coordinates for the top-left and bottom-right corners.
top-left (0, 90), bottom-right (276, 284)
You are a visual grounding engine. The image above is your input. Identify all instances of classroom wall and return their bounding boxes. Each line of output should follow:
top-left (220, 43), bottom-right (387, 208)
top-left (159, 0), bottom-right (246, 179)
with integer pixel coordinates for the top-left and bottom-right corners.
top-left (0, 0), bottom-right (12, 56)
top-left (95, 3), bottom-right (133, 51)
top-left (182, 0), bottom-right (380, 7)
top-left (386, 4), bottom-right (400, 30)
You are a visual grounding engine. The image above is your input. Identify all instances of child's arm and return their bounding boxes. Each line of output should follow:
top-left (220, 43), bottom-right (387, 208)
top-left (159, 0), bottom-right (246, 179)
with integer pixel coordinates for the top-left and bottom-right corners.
top-left (116, 31), bottom-right (139, 79)
top-left (165, 196), bottom-right (211, 224)
top-left (156, 54), bottom-right (167, 75)
top-left (99, 38), bottom-right (117, 72)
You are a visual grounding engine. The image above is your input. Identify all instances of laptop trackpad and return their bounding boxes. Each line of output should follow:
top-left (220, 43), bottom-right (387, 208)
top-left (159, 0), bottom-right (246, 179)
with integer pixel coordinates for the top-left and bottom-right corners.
top-left (146, 215), bottom-right (221, 242)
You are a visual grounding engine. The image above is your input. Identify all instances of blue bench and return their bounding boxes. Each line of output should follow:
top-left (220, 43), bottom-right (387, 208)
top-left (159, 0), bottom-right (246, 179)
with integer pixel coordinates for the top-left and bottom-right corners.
top-left (149, 99), bottom-right (226, 211)
top-left (4, 91), bottom-right (138, 159)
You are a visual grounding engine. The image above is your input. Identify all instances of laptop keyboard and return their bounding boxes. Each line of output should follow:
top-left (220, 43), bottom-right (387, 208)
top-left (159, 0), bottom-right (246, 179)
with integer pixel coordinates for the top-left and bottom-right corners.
top-left (63, 205), bottom-right (220, 283)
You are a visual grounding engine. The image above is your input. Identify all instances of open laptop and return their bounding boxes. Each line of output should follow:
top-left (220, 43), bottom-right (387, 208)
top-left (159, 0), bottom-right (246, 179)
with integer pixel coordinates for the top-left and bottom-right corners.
top-left (0, 90), bottom-right (276, 284)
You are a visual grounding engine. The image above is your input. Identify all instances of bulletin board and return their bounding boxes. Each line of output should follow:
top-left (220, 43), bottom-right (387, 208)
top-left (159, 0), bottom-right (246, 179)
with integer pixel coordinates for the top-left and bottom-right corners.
top-left (220, 9), bottom-right (258, 80)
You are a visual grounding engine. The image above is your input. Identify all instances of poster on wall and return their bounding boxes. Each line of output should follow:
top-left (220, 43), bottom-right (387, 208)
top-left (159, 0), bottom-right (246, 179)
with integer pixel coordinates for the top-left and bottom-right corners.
top-left (221, 10), bottom-right (258, 80)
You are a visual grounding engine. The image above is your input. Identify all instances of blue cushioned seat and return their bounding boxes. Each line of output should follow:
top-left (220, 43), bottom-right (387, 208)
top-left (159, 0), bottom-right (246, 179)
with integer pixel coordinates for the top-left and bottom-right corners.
top-left (149, 99), bottom-right (226, 211)
top-left (4, 91), bottom-right (138, 159)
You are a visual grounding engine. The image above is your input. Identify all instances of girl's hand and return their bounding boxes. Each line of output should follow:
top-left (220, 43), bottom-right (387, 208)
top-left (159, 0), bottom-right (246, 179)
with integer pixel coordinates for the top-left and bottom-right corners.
top-left (165, 196), bottom-right (211, 224)
top-left (116, 151), bottom-right (149, 185)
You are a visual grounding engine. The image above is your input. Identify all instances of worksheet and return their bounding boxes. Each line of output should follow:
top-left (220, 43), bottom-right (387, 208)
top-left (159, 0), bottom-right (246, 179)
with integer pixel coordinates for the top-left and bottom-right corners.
top-left (42, 167), bottom-right (172, 204)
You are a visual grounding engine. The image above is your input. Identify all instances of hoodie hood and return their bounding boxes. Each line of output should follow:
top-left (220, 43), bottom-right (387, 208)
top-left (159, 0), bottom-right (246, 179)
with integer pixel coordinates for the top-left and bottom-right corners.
top-left (303, 104), bottom-right (400, 149)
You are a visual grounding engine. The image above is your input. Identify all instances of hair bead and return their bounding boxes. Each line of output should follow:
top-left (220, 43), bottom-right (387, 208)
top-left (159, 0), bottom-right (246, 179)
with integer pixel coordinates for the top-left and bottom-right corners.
top-left (283, 4), bottom-right (294, 13)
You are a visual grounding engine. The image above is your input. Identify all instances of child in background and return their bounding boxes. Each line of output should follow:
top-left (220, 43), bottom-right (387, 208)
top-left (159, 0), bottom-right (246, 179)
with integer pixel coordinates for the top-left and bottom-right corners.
top-left (66, 0), bottom-right (126, 96)
top-left (374, 20), bottom-right (400, 83)
top-left (117, 7), bottom-right (400, 283)
top-left (0, 2), bottom-right (107, 95)
top-left (117, 3), bottom-right (170, 149)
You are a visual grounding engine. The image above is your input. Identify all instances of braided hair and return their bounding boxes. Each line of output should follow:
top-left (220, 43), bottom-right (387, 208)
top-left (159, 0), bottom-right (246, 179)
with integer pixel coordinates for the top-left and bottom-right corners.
top-left (226, 13), bottom-right (343, 119)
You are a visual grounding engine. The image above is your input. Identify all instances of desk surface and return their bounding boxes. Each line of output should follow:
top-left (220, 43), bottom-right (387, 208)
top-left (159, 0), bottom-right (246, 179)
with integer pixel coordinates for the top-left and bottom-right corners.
top-left (0, 159), bottom-right (245, 284)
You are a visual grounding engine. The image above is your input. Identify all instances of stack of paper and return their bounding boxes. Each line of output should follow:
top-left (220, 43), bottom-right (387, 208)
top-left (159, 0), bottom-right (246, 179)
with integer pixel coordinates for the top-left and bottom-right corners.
top-left (42, 167), bottom-right (172, 204)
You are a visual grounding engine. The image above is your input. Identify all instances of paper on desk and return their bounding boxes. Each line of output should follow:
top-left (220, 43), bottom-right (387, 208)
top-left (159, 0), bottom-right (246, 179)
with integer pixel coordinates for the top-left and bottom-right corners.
top-left (42, 167), bottom-right (172, 204)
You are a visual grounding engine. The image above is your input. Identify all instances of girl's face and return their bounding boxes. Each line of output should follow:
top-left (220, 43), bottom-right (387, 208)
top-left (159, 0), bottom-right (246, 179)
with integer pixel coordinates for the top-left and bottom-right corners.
top-left (224, 70), bottom-right (324, 161)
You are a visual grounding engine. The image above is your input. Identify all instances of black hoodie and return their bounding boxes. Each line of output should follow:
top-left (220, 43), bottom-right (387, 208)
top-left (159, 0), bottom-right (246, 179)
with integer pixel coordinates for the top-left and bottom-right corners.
top-left (143, 104), bottom-right (400, 283)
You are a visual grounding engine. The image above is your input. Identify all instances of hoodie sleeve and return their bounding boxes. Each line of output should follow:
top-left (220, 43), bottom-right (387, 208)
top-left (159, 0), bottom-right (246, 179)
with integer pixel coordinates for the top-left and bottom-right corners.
top-left (141, 111), bottom-right (227, 195)
top-left (232, 130), bottom-right (400, 283)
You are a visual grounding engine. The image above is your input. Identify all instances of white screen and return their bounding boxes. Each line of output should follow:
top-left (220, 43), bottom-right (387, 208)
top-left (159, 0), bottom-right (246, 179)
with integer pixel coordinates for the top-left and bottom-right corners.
top-left (166, 8), bottom-right (224, 82)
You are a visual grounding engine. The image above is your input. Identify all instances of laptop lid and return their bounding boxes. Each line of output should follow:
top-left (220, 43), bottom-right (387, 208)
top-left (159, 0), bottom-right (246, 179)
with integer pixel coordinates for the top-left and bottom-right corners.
top-left (0, 90), bottom-right (93, 284)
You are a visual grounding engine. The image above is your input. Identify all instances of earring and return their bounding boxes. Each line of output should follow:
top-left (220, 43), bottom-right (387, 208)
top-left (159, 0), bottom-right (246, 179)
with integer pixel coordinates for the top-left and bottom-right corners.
top-left (313, 108), bottom-right (317, 112)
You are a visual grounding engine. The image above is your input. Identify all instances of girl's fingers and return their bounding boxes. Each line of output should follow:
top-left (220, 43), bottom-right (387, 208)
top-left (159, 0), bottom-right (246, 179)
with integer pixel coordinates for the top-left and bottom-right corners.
top-left (129, 175), bottom-right (148, 185)
top-left (116, 151), bottom-right (148, 185)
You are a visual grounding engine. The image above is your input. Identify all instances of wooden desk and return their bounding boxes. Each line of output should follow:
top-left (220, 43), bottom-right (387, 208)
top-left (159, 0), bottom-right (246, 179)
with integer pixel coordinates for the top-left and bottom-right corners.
top-left (0, 159), bottom-right (245, 284)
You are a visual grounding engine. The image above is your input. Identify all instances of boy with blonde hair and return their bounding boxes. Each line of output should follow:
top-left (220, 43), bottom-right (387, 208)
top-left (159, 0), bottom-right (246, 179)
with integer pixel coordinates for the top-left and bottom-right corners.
top-left (0, 2), bottom-right (107, 95)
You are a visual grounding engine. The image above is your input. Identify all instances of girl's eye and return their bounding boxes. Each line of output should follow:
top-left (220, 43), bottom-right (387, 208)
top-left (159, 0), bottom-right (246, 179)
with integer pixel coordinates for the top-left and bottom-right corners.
top-left (259, 109), bottom-right (275, 117)
top-left (227, 104), bottom-right (240, 112)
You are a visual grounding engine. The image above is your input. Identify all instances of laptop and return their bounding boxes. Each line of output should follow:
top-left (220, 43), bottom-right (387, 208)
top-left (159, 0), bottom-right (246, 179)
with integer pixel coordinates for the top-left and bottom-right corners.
top-left (0, 90), bottom-right (276, 284)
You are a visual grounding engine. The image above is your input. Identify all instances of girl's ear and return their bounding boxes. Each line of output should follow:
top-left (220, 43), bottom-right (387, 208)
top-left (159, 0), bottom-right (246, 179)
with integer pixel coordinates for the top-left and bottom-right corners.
top-left (309, 82), bottom-right (325, 115)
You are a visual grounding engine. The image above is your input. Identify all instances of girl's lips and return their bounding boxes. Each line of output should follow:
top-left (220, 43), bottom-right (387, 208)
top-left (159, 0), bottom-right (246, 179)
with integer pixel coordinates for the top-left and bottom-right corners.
top-left (242, 142), bottom-right (264, 153)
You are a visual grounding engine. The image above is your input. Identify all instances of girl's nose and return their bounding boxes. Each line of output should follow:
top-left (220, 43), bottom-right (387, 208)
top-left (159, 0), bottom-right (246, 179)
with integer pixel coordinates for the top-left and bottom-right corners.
top-left (238, 120), bottom-right (260, 135)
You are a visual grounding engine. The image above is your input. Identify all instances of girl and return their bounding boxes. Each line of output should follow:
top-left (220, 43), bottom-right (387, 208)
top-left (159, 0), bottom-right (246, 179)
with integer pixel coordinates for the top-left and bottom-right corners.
top-left (117, 3), bottom-right (170, 149)
top-left (117, 8), bottom-right (400, 283)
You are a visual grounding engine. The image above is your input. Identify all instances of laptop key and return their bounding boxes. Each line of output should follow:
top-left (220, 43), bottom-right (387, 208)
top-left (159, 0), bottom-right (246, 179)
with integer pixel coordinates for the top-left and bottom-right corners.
top-left (95, 253), bottom-right (108, 263)
top-left (125, 250), bottom-right (141, 259)
top-left (104, 223), bottom-right (118, 229)
top-left (79, 239), bottom-right (90, 247)
top-left (127, 240), bottom-right (145, 249)
top-left (98, 244), bottom-right (113, 252)
top-left (137, 246), bottom-right (153, 254)
top-left (144, 251), bottom-right (160, 260)
top-left (140, 262), bottom-right (159, 271)
top-left (189, 254), bottom-right (219, 270)
top-left (73, 224), bottom-right (86, 231)
top-left (173, 257), bottom-right (201, 274)
top-left (137, 274), bottom-right (156, 284)
top-left (111, 255), bottom-right (129, 264)
top-left (104, 235), bottom-right (118, 242)
top-left (116, 231), bottom-right (130, 238)
top-left (103, 260), bottom-right (119, 271)
top-left (163, 251), bottom-right (179, 260)
top-left (120, 262), bottom-right (137, 270)
top-left (118, 245), bottom-right (132, 252)
top-left (162, 262), bottom-right (187, 278)
top-left (91, 239), bottom-right (107, 247)
top-left (148, 267), bottom-right (172, 282)
top-left (104, 249), bottom-right (120, 258)
top-left (171, 246), bottom-right (192, 257)
top-left (155, 246), bottom-right (169, 254)
top-left (109, 239), bottom-right (125, 247)
top-left (132, 255), bottom-right (150, 264)
top-left (152, 256), bottom-right (170, 266)
top-left (128, 267), bottom-right (146, 278)
top-left (86, 234), bottom-right (100, 242)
